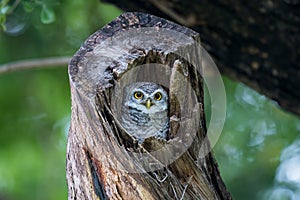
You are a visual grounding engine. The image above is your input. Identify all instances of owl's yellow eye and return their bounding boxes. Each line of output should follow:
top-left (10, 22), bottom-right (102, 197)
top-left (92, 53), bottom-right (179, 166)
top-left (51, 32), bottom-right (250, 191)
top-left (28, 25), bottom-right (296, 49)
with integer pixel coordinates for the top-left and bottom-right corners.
top-left (154, 92), bottom-right (162, 101)
top-left (134, 91), bottom-right (143, 99)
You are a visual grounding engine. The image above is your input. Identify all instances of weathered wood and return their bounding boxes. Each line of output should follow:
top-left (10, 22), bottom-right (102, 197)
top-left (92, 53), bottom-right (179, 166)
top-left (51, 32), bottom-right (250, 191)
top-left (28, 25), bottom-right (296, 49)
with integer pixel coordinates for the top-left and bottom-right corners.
top-left (67, 12), bottom-right (231, 199)
top-left (103, 0), bottom-right (300, 117)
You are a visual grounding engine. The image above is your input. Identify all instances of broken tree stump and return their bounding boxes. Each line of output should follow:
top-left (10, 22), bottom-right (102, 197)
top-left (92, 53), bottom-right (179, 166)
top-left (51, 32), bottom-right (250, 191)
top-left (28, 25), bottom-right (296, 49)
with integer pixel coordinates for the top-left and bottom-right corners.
top-left (66, 12), bottom-right (231, 200)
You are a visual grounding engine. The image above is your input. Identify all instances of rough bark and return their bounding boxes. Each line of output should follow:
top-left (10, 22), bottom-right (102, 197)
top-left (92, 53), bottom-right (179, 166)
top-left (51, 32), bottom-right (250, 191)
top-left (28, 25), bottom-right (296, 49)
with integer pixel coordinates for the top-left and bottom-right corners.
top-left (67, 12), bottom-right (231, 199)
top-left (103, 0), bottom-right (300, 117)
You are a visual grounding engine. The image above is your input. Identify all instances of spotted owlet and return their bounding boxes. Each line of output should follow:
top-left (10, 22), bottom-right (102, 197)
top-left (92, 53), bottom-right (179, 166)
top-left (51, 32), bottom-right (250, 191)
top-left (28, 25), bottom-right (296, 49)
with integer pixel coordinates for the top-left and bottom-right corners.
top-left (121, 82), bottom-right (169, 144)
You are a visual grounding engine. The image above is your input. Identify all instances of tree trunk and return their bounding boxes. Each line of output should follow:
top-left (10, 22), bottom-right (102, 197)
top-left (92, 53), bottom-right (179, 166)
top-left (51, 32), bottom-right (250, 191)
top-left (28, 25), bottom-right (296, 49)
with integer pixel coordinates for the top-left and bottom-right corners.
top-left (103, 0), bottom-right (300, 117)
top-left (66, 12), bottom-right (231, 199)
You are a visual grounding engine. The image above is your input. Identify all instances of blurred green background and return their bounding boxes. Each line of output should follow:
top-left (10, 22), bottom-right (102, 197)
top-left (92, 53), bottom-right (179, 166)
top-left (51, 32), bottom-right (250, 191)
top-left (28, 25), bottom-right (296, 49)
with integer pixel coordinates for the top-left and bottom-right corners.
top-left (0, 1), bottom-right (299, 200)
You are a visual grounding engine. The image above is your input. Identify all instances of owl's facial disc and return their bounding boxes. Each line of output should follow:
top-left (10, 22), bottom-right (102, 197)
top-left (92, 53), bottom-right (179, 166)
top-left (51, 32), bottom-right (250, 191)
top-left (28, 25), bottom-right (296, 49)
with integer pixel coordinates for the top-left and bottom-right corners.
top-left (127, 87), bottom-right (168, 113)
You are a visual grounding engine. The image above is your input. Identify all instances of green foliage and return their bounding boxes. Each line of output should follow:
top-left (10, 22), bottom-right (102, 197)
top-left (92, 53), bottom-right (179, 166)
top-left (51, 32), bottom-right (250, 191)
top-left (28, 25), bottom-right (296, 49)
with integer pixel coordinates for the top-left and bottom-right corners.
top-left (40, 6), bottom-right (55, 24)
top-left (0, 0), bottom-right (10, 30)
top-left (0, 0), bottom-right (59, 33)
top-left (0, 1), bottom-right (122, 199)
top-left (23, 2), bottom-right (35, 13)
top-left (0, 69), bottom-right (70, 200)
top-left (213, 77), bottom-right (300, 200)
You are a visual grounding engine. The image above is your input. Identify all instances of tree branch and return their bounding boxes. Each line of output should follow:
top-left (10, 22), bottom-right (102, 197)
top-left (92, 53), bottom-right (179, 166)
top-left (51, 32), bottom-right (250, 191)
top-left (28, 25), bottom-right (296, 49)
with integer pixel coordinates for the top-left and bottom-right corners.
top-left (0, 56), bottom-right (71, 74)
top-left (103, 0), bottom-right (300, 117)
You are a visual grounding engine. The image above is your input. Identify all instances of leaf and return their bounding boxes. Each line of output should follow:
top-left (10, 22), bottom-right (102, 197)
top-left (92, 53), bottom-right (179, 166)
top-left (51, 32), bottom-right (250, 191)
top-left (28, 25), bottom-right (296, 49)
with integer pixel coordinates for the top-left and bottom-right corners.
top-left (0, 14), bottom-right (6, 31)
top-left (0, 2), bottom-right (9, 31)
top-left (0, 5), bottom-right (10, 14)
top-left (23, 2), bottom-right (34, 13)
top-left (40, 6), bottom-right (56, 24)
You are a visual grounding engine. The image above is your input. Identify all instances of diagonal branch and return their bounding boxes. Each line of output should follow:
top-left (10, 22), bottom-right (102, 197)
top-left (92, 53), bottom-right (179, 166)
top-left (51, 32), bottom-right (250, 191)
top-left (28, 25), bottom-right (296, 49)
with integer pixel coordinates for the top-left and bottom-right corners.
top-left (0, 56), bottom-right (71, 75)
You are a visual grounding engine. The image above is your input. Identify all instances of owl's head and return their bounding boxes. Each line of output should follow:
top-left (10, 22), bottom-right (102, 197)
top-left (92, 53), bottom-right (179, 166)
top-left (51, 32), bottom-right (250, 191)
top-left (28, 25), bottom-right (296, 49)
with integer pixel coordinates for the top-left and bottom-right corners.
top-left (124, 82), bottom-right (168, 114)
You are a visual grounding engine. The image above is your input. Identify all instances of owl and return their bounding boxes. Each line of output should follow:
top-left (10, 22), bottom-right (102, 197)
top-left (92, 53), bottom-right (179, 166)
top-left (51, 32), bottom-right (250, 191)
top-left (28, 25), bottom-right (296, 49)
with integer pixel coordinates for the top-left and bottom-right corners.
top-left (121, 82), bottom-right (169, 144)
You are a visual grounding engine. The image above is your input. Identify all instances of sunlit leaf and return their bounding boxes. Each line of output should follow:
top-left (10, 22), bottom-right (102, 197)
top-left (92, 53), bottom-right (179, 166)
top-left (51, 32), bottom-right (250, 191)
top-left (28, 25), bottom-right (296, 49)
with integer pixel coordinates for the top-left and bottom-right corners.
top-left (0, 5), bottom-right (10, 14)
top-left (40, 6), bottom-right (55, 24)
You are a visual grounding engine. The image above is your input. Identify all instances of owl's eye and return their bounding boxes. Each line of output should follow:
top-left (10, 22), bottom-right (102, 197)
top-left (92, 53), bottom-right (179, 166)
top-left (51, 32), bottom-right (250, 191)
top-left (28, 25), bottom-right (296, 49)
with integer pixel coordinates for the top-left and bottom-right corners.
top-left (134, 91), bottom-right (143, 99)
top-left (154, 92), bottom-right (162, 101)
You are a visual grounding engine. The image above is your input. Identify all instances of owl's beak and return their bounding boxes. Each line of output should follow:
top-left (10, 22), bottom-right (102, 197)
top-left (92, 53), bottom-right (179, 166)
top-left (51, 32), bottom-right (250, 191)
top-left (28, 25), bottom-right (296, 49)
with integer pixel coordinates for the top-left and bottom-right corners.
top-left (145, 99), bottom-right (152, 109)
